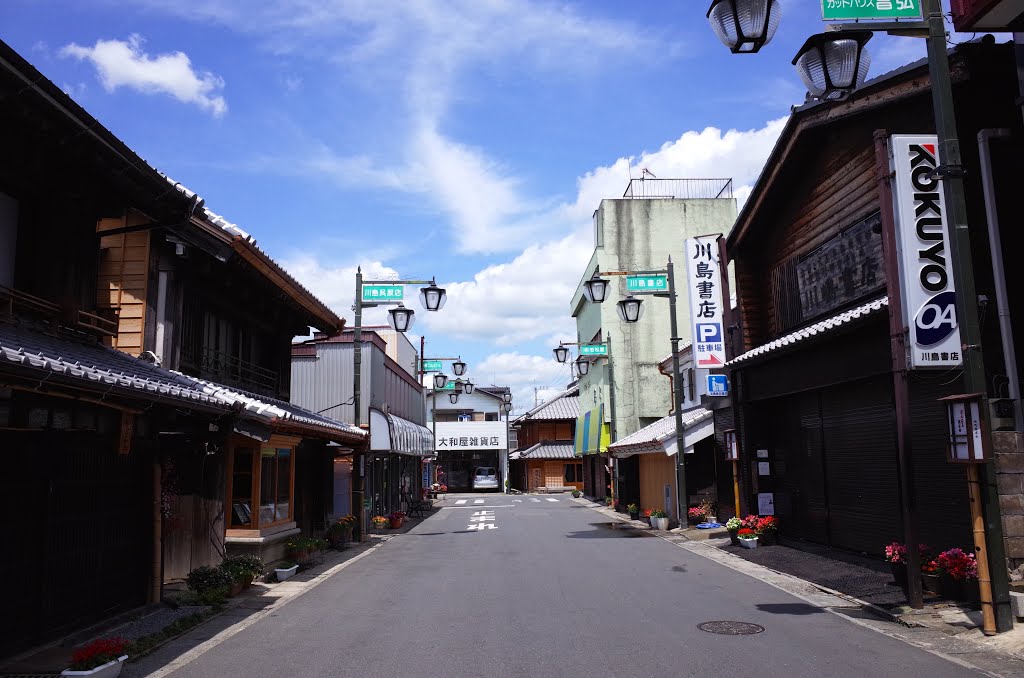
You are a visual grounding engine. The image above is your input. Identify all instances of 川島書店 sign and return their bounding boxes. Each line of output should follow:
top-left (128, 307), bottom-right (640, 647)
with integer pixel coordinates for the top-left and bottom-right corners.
top-left (888, 134), bottom-right (962, 370)
top-left (684, 235), bottom-right (726, 368)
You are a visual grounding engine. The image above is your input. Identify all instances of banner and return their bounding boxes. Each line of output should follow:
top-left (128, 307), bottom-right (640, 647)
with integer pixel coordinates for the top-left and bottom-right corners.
top-left (573, 404), bottom-right (608, 455)
top-left (889, 135), bottom-right (962, 369)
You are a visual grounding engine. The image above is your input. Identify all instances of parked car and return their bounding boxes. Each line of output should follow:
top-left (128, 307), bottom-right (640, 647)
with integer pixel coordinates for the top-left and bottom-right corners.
top-left (472, 467), bottom-right (499, 490)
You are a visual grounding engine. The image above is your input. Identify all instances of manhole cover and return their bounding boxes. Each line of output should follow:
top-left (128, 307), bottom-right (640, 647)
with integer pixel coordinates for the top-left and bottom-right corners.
top-left (698, 621), bottom-right (765, 635)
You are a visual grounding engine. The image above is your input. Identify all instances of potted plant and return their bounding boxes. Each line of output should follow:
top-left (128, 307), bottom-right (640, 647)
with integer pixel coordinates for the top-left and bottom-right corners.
top-left (726, 517), bottom-right (742, 545)
top-left (186, 564), bottom-right (233, 600)
top-left (687, 506), bottom-right (708, 525)
top-left (921, 559), bottom-right (942, 594)
top-left (326, 515), bottom-right (356, 548)
top-left (650, 509), bottom-right (669, 531)
top-left (737, 527), bottom-right (758, 548)
top-left (755, 516), bottom-right (778, 545)
top-left (699, 498), bottom-right (717, 524)
top-left (624, 503), bottom-right (639, 519)
top-left (884, 542), bottom-right (931, 590)
top-left (936, 547), bottom-right (979, 605)
top-left (372, 515), bottom-right (389, 529)
top-left (220, 554), bottom-right (263, 593)
top-left (274, 561), bottom-right (298, 582)
top-left (605, 496), bottom-right (614, 507)
top-left (62, 638), bottom-right (128, 677)
top-left (571, 489), bottom-right (582, 498)
top-left (643, 508), bottom-right (654, 526)
top-left (389, 512), bottom-right (405, 529)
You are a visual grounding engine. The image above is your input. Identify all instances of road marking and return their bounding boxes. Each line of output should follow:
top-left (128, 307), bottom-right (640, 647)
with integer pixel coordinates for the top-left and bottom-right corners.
top-left (455, 499), bottom-right (467, 505)
top-left (441, 504), bottom-right (515, 509)
top-left (467, 523), bottom-right (497, 530)
top-left (513, 499), bottom-right (522, 503)
top-left (530, 498), bottom-right (540, 503)
top-left (545, 498), bottom-right (559, 502)
top-left (473, 499), bottom-right (484, 504)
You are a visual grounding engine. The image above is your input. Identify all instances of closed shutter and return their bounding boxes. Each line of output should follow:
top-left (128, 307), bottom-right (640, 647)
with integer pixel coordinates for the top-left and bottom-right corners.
top-left (821, 376), bottom-right (900, 554)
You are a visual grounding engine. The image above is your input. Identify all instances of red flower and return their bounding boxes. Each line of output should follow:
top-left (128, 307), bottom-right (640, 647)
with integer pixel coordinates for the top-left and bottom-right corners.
top-left (69, 638), bottom-right (128, 671)
top-left (738, 528), bottom-right (756, 538)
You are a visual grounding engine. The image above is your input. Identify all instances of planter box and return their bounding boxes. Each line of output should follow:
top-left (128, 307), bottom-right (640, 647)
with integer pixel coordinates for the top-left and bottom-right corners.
top-left (652, 517), bottom-right (669, 531)
top-left (62, 656), bottom-right (128, 678)
top-left (275, 565), bottom-right (298, 582)
top-left (739, 538), bottom-right (758, 549)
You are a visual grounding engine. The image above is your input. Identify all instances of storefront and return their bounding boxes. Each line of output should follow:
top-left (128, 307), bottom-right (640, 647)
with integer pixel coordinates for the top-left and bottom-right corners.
top-left (367, 409), bottom-right (433, 519)
top-left (432, 420), bottom-right (507, 492)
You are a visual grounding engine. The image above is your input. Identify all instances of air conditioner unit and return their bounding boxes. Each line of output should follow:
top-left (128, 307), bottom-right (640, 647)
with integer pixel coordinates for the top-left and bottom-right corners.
top-left (989, 398), bottom-right (1017, 432)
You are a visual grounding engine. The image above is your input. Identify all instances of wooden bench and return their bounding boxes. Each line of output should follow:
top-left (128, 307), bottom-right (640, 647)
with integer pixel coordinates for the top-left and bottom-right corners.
top-left (408, 497), bottom-right (432, 518)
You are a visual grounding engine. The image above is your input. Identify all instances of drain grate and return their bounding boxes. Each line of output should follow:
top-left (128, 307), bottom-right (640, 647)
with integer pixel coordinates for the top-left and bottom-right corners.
top-left (698, 621), bottom-right (765, 635)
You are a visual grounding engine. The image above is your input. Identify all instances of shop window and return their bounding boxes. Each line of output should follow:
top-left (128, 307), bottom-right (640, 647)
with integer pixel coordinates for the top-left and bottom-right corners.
top-left (228, 439), bottom-right (295, 531)
top-left (564, 463), bottom-right (582, 483)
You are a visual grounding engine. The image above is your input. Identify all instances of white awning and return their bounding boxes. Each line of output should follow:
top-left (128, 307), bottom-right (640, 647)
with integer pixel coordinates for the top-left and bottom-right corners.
top-left (369, 409), bottom-right (434, 456)
top-left (608, 407), bottom-right (714, 458)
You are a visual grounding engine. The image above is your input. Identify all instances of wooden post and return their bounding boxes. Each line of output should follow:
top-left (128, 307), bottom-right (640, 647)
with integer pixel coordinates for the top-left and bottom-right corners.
top-left (967, 464), bottom-right (997, 635)
top-left (732, 460), bottom-right (741, 518)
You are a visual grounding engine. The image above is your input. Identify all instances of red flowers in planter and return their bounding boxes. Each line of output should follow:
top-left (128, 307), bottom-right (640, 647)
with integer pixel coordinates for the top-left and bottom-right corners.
top-left (69, 637), bottom-right (128, 671)
top-left (936, 548), bottom-right (978, 581)
top-left (755, 516), bottom-right (777, 534)
top-left (737, 528), bottom-right (757, 539)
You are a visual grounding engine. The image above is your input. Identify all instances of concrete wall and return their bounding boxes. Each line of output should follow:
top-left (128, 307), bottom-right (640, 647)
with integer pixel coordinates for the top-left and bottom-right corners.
top-left (570, 197), bottom-right (737, 441)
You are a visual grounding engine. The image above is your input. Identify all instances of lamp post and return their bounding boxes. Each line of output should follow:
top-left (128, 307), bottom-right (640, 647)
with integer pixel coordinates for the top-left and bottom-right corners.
top-left (352, 269), bottom-right (446, 540)
top-left (555, 335), bottom-right (618, 502)
top-left (585, 261), bottom-right (687, 525)
top-left (705, 0), bottom-right (1012, 631)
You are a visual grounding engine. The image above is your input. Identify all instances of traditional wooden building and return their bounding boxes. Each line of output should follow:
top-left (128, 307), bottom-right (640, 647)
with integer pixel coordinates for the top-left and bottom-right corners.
top-left (724, 39), bottom-right (1022, 573)
top-left (509, 387), bottom-right (581, 492)
top-left (0, 38), bottom-right (364, 659)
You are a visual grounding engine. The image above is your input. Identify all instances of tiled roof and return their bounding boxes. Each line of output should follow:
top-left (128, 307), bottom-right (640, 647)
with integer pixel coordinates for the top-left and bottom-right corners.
top-left (0, 322), bottom-right (364, 440)
top-left (725, 296), bottom-right (888, 367)
top-left (511, 442), bottom-right (576, 460)
top-left (608, 407), bottom-right (713, 454)
top-left (513, 387), bottom-right (579, 423)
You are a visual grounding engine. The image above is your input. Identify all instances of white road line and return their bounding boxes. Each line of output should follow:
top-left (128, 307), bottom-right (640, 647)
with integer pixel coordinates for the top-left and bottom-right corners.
top-left (545, 498), bottom-right (559, 502)
top-left (473, 499), bottom-right (484, 504)
top-left (440, 504), bottom-right (515, 509)
top-left (530, 498), bottom-right (540, 503)
top-left (513, 499), bottom-right (522, 503)
top-left (455, 499), bottom-right (467, 505)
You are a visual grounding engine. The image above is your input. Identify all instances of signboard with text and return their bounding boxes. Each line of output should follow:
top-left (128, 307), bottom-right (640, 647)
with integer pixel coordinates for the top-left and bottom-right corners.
top-left (361, 284), bottom-right (404, 302)
top-left (421, 359), bottom-right (443, 372)
top-left (431, 421), bottom-right (507, 450)
top-left (889, 135), bottom-right (962, 369)
top-left (822, 0), bottom-right (921, 21)
top-left (706, 374), bottom-right (728, 397)
top-left (684, 235), bottom-right (726, 368)
top-left (579, 343), bottom-right (608, 356)
top-left (626, 274), bottom-right (668, 293)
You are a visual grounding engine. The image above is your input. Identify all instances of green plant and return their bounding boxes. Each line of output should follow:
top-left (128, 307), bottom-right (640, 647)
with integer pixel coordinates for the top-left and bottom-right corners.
top-left (571, 489), bottom-right (582, 498)
top-left (726, 517), bottom-right (742, 532)
top-left (276, 561), bottom-right (296, 569)
top-left (605, 496), bottom-right (613, 506)
top-left (650, 509), bottom-right (668, 519)
top-left (626, 503), bottom-right (639, 513)
top-left (221, 554), bottom-right (263, 583)
top-left (372, 515), bottom-right (389, 528)
top-left (186, 565), bottom-right (233, 594)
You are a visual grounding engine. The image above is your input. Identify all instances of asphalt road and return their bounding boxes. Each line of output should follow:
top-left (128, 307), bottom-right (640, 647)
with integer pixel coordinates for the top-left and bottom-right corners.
top-left (151, 495), bottom-right (976, 678)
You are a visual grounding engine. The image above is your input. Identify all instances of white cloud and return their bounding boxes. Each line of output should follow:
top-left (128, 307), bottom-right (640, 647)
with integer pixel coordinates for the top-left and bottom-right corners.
top-left (280, 256), bottom-right (401, 329)
top-left (60, 34), bottom-right (227, 116)
top-left (475, 352), bottom-right (575, 412)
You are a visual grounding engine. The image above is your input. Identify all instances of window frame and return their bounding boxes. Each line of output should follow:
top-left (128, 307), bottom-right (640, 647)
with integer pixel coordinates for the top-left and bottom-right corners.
top-left (225, 434), bottom-right (298, 536)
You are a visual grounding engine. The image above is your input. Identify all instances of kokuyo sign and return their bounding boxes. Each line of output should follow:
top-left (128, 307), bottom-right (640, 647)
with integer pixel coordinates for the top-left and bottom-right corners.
top-left (889, 135), bottom-right (962, 369)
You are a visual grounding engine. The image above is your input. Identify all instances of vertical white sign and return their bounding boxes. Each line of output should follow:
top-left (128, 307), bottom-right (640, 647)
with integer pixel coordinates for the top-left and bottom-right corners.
top-left (684, 235), bottom-right (726, 368)
top-left (889, 135), bottom-right (962, 369)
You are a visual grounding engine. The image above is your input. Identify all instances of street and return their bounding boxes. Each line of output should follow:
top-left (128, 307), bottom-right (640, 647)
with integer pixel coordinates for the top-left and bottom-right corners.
top-left (135, 496), bottom-right (976, 678)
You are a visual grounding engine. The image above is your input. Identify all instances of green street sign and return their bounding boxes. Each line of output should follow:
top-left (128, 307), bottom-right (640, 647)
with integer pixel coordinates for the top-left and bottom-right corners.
top-left (821, 0), bottom-right (921, 21)
top-left (421, 359), bottom-right (443, 371)
top-left (436, 380), bottom-right (456, 391)
top-left (361, 284), bottom-right (404, 302)
top-left (579, 343), bottom-right (608, 356)
top-left (626, 275), bottom-right (668, 293)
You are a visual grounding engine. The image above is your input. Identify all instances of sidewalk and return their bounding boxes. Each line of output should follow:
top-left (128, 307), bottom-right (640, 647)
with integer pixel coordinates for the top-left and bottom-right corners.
top-left (572, 496), bottom-right (1024, 676)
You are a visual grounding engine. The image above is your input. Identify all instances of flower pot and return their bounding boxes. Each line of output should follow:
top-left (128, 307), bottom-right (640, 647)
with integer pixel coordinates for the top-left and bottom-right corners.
top-left (739, 537), bottom-right (758, 549)
top-left (629, 511), bottom-right (640, 520)
top-left (729, 531), bottom-right (740, 546)
top-left (275, 565), bottom-right (298, 582)
top-left (389, 517), bottom-right (402, 529)
top-left (758, 531), bottom-right (777, 546)
top-left (890, 562), bottom-right (908, 589)
top-left (228, 580), bottom-right (244, 597)
top-left (653, 517), bottom-right (669, 531)
top-left (921, 572), bottom-right (941, 594)
top-left (62, 656), bottom-right (128, 678)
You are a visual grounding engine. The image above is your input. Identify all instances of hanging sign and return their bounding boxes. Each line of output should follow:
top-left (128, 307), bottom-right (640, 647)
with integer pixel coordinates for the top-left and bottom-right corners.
top-left (361, 284), bottom-right (403, 302)
top-left (889, 135), bottom-right (963, 369)
top-left (822, 0), bottom-right (922, 22)
top-left (684, 235), bottom-right (726, 368)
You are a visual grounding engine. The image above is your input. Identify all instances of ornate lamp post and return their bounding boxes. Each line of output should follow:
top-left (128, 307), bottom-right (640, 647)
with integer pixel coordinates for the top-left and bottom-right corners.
top-left (792, 30), bottom-right (873, 101)
top-left (706, 0), bottom-right (782, 54)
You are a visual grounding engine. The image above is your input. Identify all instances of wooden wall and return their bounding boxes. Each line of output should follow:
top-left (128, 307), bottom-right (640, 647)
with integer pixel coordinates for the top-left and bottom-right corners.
top-left (525, 460), bottom-right (582, 491)
top-left (517, 420), bottom-right (573, 449)
top-left (638, 453), bottom-right (676, 521)
top-left (97, 211), bottom-right (151, 356)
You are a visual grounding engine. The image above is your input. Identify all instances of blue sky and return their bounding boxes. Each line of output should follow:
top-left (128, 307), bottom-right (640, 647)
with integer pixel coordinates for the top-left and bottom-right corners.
top-left (1, 0), bottom-right (931, 411)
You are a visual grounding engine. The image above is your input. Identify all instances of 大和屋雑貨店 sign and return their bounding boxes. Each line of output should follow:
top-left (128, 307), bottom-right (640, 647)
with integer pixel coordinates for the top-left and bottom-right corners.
top-left (821, 0), bottom-right (921, 21)
top-left (684, 235), bottom-right (726, 368)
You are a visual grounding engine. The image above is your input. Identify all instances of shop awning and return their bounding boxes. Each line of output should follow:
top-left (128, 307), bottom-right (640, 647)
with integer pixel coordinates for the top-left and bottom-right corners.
top-left (725, 296), bottom-right (888, 368)
top-left (608, 407), bottom-right (714, 458)
top-left (369, 409), bottom-right (434, 456)
top-left (574, 404), bottom-right (609, 455)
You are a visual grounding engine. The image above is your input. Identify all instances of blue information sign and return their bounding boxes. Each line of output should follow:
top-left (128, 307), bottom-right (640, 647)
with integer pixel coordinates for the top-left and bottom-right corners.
top-left (707, 374), bottom-right (729, 397)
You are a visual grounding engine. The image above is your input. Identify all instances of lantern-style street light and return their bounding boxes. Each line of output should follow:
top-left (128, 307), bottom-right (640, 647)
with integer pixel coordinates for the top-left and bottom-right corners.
top-left (792, 30), bottom-right (872, 101)
top-left (615, 295), bottom-right (644, 324)
top-left (575, 355), bottom-right (591, 377)
top-left (463, 380), bottom-right (475, 395)
top-left (433, 373), bottom-right (448, 390)
top-left (583, 273), bottom-right (610, 304)
top-left (706, 0), bottom-right (781, 54)
top-left (449, 393), bottom-right (460, 404)
top-left (502, 402), bottom-right (512, 414)
top-left (419, 282), bottom-right (447, 311)
top-left (502, 391), bottom-right (512, 404)
top-left (452, 360), bottom-right (467, 377)
top-left (553, 345), bottom-right (570, 364)
top-left (387, 303), bottom-right (416, 332)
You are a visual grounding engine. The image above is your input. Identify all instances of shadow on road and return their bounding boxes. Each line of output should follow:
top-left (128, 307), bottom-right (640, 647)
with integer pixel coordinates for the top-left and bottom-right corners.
top-left (755, 603), bottom-right (826, 616)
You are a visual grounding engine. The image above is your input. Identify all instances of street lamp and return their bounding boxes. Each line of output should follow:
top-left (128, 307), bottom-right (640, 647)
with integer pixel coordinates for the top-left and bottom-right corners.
top-left (703, 0), bottom-right (1012, 631)
top-left (387, 303), bottom-right (416, 332)
top-left (452, 360), bottom-right (467, 377)
top-left (419, 282), bottom-right (447, 311)
top-left (449, 393), bottom-right (460, 404)
top-left (463, 380), bottom-right (475, 395)
top-left (589, 260), bottom-right (688, 527)
top-left (502, 390), bottom-right (512, 404)
top-left (792, 30), bottom-right (872, 101)
top-left (433, 373), bottom-right (448, 390)
top-left (553, 345), bottom-right (570, 363)
top-left (502, 402), bottom-right (512, 414)
top-left (583, 273), bottom-right (610, 304)
top-left (706, 0), bottom-right (781, 54)
top-left (575, 355), bottom-right (591, 376)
